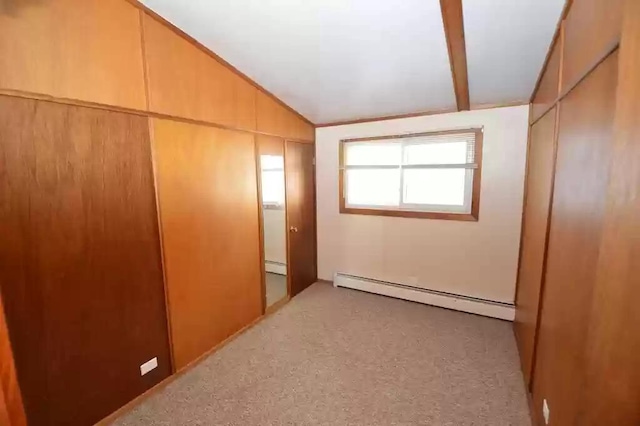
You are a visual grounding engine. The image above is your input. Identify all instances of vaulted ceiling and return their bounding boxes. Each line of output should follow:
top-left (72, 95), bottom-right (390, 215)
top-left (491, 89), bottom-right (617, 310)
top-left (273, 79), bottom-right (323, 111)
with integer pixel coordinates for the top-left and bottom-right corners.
top-left (139, 0), bottom-right (565, 124)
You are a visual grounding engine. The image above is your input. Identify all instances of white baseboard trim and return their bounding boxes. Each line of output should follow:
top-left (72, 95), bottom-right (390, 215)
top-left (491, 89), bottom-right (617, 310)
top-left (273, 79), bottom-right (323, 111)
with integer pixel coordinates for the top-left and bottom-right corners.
top-left (333, 273), bottom-right (515, 321)
top-left (265, 261), bottom-right (287, 275)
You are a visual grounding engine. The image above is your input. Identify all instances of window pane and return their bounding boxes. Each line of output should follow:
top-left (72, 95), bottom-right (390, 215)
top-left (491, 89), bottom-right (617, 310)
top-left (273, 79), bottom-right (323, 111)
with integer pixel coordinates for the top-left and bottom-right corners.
top-left (403, 168), bottom-right (469, 207)
top-left (403, 141), bottom-right (469, 165)
top-left (345, 142), bottom-right (401, 166)
top-left (261, 170), bottom-right (285, 205)
top-left (346, 169), bottom-right (400, 207)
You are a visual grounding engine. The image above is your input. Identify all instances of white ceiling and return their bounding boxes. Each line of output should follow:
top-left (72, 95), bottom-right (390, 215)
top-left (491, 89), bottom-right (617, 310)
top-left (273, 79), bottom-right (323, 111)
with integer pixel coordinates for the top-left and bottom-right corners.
top-left (140, 0), bottom-right (565, 124)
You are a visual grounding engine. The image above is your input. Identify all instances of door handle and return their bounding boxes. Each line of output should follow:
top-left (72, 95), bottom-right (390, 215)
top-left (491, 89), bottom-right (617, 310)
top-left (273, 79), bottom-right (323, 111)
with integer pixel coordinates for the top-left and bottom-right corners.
top-left (289, 226), bottom-right (298, 233)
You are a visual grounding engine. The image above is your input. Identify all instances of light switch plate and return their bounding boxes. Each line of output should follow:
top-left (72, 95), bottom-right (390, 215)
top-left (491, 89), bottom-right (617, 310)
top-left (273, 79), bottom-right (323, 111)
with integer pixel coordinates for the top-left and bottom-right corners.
top-left (140, 357), bottom-right (158, 376)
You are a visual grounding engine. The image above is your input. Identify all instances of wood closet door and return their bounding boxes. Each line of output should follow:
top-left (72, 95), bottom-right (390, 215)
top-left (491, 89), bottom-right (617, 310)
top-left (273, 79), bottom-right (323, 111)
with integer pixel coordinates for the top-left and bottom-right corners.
top-left (152, 119), bottom-right (262, 370)
top-left (514, 107), bottom-right (558, 387)
top-left (0, 96), bottom-right (171, 426)
top-left (285, 141), bottom-right (317, 296)
top-left (531, 51), bottom-right (618, 426)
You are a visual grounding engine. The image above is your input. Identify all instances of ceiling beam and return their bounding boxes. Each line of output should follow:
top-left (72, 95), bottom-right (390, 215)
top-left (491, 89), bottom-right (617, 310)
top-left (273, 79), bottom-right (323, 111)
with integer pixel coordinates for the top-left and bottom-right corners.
top-left (440, 0), bottom-right (470, 111)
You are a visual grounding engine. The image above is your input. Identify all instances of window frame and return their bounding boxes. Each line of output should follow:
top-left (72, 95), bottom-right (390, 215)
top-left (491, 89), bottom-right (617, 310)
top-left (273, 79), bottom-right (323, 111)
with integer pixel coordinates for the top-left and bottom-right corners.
top-left (338, 128), bottom-right (483, 221)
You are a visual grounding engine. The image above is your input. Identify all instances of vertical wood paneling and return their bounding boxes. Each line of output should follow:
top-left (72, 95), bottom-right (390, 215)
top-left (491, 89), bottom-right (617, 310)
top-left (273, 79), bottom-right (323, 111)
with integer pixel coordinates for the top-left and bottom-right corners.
top-left (562, 0), bottom-right (623, 88)
top-left (531, 29), bottom-right (562, 122)
top-left (0, 0), bottom-right (146, 109)
top-left (581, 2), bottom-right (640, 424)
top-left (152, 119), bottom-right (262, 370)
top-left (531, 51), bottom-right (618, 426)
top-left (143, 14), bottom-right (257, 130)
top-left (0, 96), bottom-right (171, 426)
top-left (257, 91), bottom-right (315, 141)
top-left (286, 141), bottom-right (317, 296)
top-left (514, 107), bottom-right (557, 387)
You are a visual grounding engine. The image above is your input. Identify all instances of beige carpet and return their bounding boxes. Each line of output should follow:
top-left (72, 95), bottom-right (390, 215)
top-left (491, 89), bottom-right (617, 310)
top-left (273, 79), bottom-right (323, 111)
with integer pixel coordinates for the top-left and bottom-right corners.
top-left (113, 282), bottom-right (531, 426)
top-left (265, 272), bottom-right (288, 307)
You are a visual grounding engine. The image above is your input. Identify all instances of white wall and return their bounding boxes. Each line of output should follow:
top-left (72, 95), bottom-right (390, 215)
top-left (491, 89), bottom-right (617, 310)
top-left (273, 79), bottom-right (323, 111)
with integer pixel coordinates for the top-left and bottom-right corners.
top-left (316, 105), bottom-right (529, 304)
top-left (263, 208), bottom-right (287, 265)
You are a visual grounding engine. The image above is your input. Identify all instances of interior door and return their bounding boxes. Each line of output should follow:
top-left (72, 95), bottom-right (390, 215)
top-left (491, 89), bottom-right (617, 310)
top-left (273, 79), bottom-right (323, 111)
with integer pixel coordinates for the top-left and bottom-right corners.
top-left (285, 141), bottom-right (317, 296)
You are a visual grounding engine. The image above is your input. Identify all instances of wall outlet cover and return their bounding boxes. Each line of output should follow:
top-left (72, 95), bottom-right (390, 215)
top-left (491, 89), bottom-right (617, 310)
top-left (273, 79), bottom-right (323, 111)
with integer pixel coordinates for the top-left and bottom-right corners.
top-left (140, 357), bottom-right (158, 376)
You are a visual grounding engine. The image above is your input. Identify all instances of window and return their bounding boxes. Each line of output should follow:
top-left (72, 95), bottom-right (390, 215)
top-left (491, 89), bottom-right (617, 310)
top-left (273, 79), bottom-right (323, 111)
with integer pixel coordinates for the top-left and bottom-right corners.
top-left (260, 155), bottom-right (285, 208)
top-left (339, 128), bottom-right (482, 221)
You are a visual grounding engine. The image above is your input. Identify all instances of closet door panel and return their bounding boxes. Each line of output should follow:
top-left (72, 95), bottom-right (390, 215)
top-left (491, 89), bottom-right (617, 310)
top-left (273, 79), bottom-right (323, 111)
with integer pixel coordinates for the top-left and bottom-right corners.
top-left (531, 51), bottom-right (618, 426)
top-left (152, 119), bottom-right (262, 370)
top-left (286, 141), bottom-right (317, 296)
top-left (0, 96), bottom-right (171, 426)
top-left (514, 107), bottom-right (557, 386)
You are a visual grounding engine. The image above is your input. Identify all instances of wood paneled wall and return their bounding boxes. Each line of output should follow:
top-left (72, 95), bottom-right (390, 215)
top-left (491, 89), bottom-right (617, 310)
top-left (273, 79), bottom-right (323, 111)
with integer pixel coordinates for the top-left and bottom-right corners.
top-left (0, 0), bottom-right (147, 109)
top-left (513, 107), bottom-right (558, 386)
top-left (143, 14), bottom-right (257, 131)
top-left (0, 96), bottom-right (172, 426)
top-left (152, 119), bottom-right (263, 370)
top-left (0, 0), bottom-right (315, 141)
top-left (516, 0), bottom-right (640, 425)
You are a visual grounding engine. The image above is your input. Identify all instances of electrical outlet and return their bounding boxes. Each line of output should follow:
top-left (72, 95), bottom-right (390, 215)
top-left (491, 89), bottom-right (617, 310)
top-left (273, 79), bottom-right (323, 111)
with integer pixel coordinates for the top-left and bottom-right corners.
top-left (543, 399), bottom-right (550, 424)
top-left (140, 357), bottom-right (158, 376)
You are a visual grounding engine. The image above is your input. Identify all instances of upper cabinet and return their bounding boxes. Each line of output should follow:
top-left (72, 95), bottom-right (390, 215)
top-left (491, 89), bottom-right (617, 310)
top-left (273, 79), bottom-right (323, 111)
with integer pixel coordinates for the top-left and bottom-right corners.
top-left (531, 30), bottom-right (562, 123)
top-left (0, 0), bottom-right (147, 110)
top-left (143, 13), bottom-right (257, 131)
top-left (562, 0), bottom-right (623, 89)
top-left (257, 91), bottom-right (315, 141)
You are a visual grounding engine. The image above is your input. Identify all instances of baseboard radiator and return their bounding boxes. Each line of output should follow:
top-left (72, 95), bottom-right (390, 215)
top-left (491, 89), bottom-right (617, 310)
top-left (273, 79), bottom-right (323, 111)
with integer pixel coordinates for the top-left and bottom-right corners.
top-left (265, 261), bottom-right (287, 275)
top-left (333, 273), bottom-right (515, 321)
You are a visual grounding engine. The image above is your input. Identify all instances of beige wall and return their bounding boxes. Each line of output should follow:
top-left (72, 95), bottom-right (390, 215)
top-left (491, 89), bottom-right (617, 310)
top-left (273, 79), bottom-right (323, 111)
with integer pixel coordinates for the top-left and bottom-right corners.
top-left (263, 208), bottom-right (287, 265)
top-left (315, 105), bottom-right (529, 303)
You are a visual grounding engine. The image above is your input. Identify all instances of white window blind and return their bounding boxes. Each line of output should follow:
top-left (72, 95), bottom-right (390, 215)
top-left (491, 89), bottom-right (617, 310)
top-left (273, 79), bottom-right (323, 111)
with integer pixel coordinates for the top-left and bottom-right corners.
top-left (342, 130), bottom-right (479, 214)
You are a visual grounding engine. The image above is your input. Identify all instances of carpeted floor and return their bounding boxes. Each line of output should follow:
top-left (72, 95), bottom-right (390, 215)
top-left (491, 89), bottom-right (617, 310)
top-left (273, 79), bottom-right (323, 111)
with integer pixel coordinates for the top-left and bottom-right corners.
top-left (113, 282), bottom-right (531, 426)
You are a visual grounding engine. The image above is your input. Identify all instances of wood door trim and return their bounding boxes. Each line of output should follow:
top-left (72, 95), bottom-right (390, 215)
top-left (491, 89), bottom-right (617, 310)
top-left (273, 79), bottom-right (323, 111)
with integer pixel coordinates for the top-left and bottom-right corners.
top-left (283, 141), bottom-right (293, 298)
top-left (121, 0), bottom-right (313, 127)
top-left (0, 90), bottom-right (315, 143)
top-left (440, 0), bottom-right (470, 111)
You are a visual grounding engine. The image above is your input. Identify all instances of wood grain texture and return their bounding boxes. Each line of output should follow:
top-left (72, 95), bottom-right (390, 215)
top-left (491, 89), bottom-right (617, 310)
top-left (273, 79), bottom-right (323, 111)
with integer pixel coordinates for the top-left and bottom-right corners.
top-left (0, 96), bottom-right (171, 426)
top-left (286, 141), bottom-right (317, 296)
top-left (531, 51), bottom-right (618, 426)
top-left (514, 107), bottom-right (558, 387)
top-left (152, 119), bottom-right (262, 370)
top-left (580, 2), bottom-right (640, 424)
top-left (257, 91), bottom-right (315, 141)
top-left (143, 13), bottom-right (257, 131)
top-left (0, 296), bottom-right (26, 426)
top-left (440, 0), bottom-right (470, 111)
top-left (0, 0), bottom-right (146, 109)
top-left (531, 28), bottom-right (563, 123)
top-left (562, 0), bottom-right (623, 89)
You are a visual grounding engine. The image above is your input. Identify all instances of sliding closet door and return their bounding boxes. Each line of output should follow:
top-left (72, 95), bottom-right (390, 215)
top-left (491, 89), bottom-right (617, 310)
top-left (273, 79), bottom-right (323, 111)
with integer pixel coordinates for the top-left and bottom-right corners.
top-left (0, 96), bottom-right (171, 426)
top-left (531, 51), bottom-right (618, 425)
top-left (285, 141), bottom-right (317, 296)
top-left (514, 107), bottom-right (558, 386)
top-left (152, 119), bottom-right (262, 370)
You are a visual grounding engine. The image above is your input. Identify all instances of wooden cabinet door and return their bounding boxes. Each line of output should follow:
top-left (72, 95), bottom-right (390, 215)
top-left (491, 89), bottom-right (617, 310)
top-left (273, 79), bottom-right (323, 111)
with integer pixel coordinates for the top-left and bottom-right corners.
top-left (152, 119), bottom-right (262, 370)
top-left (514, 107), bottom-right (558, 387)
top-left (0, 96), bottom-right (171, 426)
top-left (285, 141), bottom-right (317, 296)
